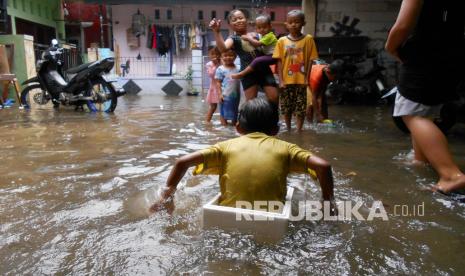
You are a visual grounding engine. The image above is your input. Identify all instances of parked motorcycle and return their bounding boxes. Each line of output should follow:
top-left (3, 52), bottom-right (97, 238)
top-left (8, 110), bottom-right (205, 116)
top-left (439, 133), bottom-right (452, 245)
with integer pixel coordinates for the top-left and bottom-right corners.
top-left (326, 56), bottom-right (389, 105)
top-left (383, 82), bottom-right (465, 134)
top-left (20, 39), bottom-right (125, 112)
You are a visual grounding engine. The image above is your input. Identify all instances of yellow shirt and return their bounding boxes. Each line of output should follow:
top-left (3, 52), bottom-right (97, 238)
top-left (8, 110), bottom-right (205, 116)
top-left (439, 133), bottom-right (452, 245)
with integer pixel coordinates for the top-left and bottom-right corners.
top-left (272, 34), bottom-right (319, 85)
top-left (194, 132), bottom-right (315, 208)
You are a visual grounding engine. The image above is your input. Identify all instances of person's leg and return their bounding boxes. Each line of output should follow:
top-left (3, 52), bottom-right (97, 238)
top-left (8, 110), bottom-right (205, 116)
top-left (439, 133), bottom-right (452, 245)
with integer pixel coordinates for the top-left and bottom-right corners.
top-left (263, 85), bottom-right (278, 104)
top-left (306, 105), bottom-right (314, 123)
top-left (321, 92), bottom-right (329, 120)
top-left (403, 115), bottom-right (465, 192)
top-left (295, 86), bottom-right (307, 131)
top-left (312, 89), bottom-right (321, 122)
top-left (220, 116), bottom-right (227, 126)
top-left (280, 86), bottom-right (291, 131)
top-left (284, 114), bottom-right (292, 131)
top-left (243, 85), bottom-right (259, 100)
top-left (232, 56), bottom-right (274, 80)
top-left (231, 66), bottom-right (253, 79)
top-left (306, 87), bottom-right (314, 123)
top-left (205, 103), bottom-right (217, 122)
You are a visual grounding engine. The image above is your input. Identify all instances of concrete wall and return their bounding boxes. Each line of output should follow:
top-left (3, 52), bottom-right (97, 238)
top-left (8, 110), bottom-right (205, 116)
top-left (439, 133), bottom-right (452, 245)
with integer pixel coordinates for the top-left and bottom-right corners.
top-left (6, 0), bottom-right (65, 39)
top-left (316, 0), bottom-right (400, 50)
top-left (111, 3), bottom-right (301, 60)
top-left (315, 0), bottom-right (401, 85)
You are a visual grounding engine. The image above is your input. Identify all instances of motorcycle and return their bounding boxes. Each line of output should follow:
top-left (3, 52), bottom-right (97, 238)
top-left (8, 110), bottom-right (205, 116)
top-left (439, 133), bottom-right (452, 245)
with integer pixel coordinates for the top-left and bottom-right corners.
top-left (20, 39), bottom-right (125, 112)
top-left (326, 56), bottom-right (389, 105)
top-left (383, 81), bottom-right (465, 134)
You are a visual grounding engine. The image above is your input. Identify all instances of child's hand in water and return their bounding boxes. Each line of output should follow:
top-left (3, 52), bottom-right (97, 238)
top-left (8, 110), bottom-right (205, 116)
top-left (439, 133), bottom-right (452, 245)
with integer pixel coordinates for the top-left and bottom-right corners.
top-left (209, 18), bottom-right (221, 32)
top-left (149, 186), bottom-right (176, 214)
top-left (149, 198), bottom-right (174, 214)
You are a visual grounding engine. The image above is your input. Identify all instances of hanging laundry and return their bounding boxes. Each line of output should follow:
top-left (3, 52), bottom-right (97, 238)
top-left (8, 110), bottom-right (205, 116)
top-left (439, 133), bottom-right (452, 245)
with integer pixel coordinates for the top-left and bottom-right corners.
top-left (171, 27), bottom-right (177, 56)
top-left (156, 25), bottom-right (172, 56)
top-left (132, 9), bottom-right (146, 37)
top-left (174, 25), bottom-right (180, 55)
top-left (179, 24), bottom-right (188, 50)
top-left (146, 24), bottom-right (153, 48)
top-left (194, 24), bottom-right (203, 49)
top-left (190, 23), bottom-right (197, 50)
top-left (151, 24), bottom-right (157, 50)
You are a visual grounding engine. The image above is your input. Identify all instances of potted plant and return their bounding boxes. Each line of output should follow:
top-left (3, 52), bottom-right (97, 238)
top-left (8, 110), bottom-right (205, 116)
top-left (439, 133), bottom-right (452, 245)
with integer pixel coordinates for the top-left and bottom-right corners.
top-left (184, 66), bottom-right (199, 96)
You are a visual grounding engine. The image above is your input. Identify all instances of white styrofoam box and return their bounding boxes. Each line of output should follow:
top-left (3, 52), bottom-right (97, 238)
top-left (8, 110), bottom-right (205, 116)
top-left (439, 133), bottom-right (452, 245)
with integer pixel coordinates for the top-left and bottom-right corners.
top-left (202, 187), bottom-right (295, 243)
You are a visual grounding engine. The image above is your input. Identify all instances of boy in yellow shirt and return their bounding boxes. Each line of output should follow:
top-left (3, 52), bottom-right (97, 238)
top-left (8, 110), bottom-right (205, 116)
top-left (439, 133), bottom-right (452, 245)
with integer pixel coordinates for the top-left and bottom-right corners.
top-left (149, 98), bottom-right (335, 213)
top-left (273, 10), bottom-right (319, 131)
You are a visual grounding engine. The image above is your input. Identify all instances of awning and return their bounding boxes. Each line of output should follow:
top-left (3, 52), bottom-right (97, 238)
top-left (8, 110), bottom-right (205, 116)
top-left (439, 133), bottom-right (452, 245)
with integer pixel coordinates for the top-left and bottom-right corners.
top-left (69, 0), bottom-right (301, 6)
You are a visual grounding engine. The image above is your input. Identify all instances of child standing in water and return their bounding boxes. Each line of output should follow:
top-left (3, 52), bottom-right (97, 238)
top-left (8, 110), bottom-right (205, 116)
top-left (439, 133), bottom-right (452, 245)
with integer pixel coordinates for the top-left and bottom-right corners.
top-left (149, 97), bottom-right (335, 212)
top-left (205, 47), bottom-right (221, 123)
top-left (231, 14), bottom-right (278, 80)
top-left (209, 9), bottom-right (279, 104)
top-left (215, 49), bottom-right (241, 126)
top-left (273, 10), bottom-right (319, 131)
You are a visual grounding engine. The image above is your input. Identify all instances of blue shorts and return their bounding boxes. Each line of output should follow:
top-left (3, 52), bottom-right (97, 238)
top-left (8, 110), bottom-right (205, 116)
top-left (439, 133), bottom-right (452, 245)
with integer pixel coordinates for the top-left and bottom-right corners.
top-left (220, 96), bottom-right (240, 121)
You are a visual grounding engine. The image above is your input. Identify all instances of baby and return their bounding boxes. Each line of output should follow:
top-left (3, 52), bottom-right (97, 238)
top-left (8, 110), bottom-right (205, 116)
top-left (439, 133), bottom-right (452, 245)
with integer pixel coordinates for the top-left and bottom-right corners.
top-left (231, 14), bottom-right (278, 79)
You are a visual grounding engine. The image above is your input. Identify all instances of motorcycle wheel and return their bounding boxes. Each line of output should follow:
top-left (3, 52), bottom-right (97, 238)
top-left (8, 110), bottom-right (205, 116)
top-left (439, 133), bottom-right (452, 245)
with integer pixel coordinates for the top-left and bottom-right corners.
top-left (20, 84), bottom-right (58, 109)
top-left (85, 78), bottom-right (117, 113)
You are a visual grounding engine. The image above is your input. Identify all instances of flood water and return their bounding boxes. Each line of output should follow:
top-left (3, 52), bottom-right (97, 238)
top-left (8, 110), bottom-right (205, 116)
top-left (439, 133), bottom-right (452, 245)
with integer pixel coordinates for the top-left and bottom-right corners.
top-left (1, 93), bottom-right (465, 275)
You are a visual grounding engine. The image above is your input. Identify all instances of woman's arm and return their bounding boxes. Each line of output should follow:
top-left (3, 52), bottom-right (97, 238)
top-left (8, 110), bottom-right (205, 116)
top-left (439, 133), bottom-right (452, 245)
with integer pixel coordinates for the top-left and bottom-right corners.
top-left (385, 0), bottom-right (423, 61)
top-left (149, 152), bottom-right (204, 213)
top-left (209, 18), bottom-right (233, 52)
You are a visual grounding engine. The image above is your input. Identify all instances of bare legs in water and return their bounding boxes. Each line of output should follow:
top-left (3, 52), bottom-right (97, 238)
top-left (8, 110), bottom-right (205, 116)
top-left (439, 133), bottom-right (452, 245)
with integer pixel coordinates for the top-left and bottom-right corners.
top-left (402, 115), bottom-right (465, 193)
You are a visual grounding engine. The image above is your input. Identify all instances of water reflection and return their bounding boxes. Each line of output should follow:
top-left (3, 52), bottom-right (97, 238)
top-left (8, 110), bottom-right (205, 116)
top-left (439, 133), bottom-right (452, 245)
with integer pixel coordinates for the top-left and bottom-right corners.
top-left (0, 94), bottom-right (464, 274)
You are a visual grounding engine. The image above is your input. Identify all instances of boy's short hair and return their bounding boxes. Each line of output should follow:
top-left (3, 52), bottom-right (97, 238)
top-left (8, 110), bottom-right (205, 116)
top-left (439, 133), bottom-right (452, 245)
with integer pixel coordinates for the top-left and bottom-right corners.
top-left (256, 14), bottom-right (271, 25)
top-left (287, 10), bottom-right (305, 22)
top-left (238, 98), bottom-right (279, 135)
top-left (328, 59), bottom-right (345, 76)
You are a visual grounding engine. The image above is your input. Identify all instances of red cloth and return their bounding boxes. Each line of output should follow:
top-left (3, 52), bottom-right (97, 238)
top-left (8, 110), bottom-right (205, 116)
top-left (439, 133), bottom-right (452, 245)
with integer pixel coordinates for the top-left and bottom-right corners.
top-left (151, 25), bottom-right (157, 49)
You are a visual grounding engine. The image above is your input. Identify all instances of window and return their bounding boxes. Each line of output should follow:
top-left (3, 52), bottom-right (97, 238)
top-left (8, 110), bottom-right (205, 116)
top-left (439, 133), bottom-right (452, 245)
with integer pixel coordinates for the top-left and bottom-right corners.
top-left (198, 10), bottom-right (203, 20)
top-left (155, 9), bottom-right (160, 20)
top-left (224, 11), bottom-right (229, 20)
top-left (270, 12), bottom-right (275, 21)
top-left (167, 9), bottom-right (172, 20)
top-left (211, 10), bottom-right (216, 19)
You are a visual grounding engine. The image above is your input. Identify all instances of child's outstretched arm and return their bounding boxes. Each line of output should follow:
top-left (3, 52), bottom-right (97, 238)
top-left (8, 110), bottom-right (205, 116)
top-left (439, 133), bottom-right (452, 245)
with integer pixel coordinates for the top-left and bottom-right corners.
top-left (241, 34), bottom-right (263, 47)
top-left (209, 18), bottom-right (233, 52)
top-left (307, 155), bottom-right (334, 201)
top-left (149, 152), bottom-right (204, 213)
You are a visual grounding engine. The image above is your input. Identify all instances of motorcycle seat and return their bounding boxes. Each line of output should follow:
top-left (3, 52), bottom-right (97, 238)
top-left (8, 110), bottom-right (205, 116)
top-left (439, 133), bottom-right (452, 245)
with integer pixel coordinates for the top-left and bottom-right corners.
top-left (66, 61), bottom-right (97, 74)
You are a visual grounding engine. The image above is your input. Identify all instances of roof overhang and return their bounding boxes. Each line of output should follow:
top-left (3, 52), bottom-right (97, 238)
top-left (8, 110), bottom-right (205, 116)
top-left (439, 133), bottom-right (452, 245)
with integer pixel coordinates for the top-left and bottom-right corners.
top-left (69, 0), bottom-right (302, 6)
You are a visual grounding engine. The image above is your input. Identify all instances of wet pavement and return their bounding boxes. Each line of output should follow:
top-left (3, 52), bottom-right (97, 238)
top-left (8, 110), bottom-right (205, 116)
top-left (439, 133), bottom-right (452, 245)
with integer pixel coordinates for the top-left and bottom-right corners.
top-left (1, 94), bottom-right (465, 274)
